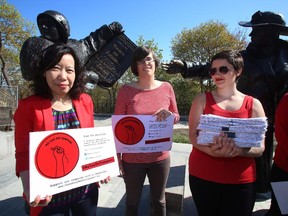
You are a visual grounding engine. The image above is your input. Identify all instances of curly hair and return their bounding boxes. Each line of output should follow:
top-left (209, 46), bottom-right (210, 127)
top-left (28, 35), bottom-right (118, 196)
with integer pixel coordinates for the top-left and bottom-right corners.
top-left (31, 44), bottom-right (85, 99)
top-left (130, 46), bottom-right (160, 76)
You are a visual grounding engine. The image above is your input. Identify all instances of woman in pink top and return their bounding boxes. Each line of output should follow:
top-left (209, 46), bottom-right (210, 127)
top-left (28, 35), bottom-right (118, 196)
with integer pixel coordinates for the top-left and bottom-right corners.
top-left (114, 46), bottom-right (179, 216)
top-left (188, 50), bottom-right (266, 216)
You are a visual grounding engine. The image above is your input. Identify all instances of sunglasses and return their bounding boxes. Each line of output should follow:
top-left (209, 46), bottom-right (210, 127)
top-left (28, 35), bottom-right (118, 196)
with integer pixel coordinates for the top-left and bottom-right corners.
top-left (208, 66), bottom-right (233, 76)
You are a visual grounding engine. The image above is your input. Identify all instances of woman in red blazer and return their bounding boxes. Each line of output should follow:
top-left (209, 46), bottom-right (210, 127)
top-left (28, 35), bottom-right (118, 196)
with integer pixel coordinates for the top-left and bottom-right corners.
top-left (14, 44), bottom-right (106, 216)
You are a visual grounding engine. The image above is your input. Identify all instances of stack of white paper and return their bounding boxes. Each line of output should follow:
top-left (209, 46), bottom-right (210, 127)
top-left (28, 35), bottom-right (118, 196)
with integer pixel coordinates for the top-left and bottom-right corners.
top-left (197, 114), bottom-right (268, 148)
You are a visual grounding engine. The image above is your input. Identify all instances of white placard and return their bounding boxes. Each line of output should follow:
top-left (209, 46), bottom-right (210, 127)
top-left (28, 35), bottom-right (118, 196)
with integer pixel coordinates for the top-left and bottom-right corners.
top-left (112, 115), bottom-right (174, 153)
top-left (271, 181), bottom-right (288, 214)
top-left (29, 126), bottom-right (119, 203)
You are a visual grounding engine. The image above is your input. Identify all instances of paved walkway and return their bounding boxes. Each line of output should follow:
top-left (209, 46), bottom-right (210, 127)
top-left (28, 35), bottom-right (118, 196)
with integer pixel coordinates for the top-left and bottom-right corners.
top-left (0, 116), bottom-right (271, 215)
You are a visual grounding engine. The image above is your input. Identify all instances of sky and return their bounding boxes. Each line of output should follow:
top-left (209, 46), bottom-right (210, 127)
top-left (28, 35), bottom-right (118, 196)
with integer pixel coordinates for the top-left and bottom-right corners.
top-left (6, 0), bottom-right (288, 61)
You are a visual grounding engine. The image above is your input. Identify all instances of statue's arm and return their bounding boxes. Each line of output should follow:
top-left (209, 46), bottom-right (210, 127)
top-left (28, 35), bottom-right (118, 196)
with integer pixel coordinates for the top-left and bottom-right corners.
top-left (162, 60), bottom-right (210, 79)
top-left (184, 61), bottom-right (210, 79)
top-left (81, 22), bottom-right (124, 53)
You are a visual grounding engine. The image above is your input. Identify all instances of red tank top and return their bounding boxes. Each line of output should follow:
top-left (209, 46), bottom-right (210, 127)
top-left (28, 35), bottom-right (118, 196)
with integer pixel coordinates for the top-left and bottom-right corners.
top-left (189, 92), bottom-right (256, 184)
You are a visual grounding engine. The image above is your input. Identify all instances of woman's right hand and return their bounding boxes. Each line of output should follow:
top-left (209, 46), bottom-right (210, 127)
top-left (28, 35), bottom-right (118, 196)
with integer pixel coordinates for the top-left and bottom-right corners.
top-left (29, 195), bottom-right (53, 207)
top-left (20, 170), bottom-right (52, 207)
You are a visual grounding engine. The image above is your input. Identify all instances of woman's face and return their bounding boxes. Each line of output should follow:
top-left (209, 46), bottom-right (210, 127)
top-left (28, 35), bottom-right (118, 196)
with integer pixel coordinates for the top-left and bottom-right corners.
top-left (45, 54), bottom-right (76, 99)
top-left (136, 53), bottom-right (156, 77)
top-left (210, 59), bottom-right (239, 86)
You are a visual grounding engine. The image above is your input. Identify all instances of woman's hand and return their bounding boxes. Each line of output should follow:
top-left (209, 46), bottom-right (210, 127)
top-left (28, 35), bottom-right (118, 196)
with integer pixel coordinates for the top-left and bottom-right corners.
top-left (210, 133), bottom-right (239, 158)
top-left (20, 170), bottom-right (53, 207)
top-left (29, 195), bottom-right (53, 207)
top-left (100, 176), bottom-right (111, 184)
top-left (154, 108), bottom-right (172, 121)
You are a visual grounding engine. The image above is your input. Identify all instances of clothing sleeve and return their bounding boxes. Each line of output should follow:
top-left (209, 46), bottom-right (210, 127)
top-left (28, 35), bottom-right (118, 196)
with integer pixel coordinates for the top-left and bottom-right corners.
top-left (114, 86), bottom-right (127, 115)
top-left (184, 62), bottom-right (210, 79)
top-left (69, 25), bottom-right (114, 66)
top-left (275, 93), bottom-right (288, 156)
top-left (168, 83), bottom-right (180, 123)
top-left (14, 99), bottom-right (34, 177)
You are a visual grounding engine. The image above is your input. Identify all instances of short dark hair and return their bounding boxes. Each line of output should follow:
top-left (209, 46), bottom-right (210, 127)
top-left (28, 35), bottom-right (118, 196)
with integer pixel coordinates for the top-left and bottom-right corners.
top-left (130, 46), bottom-right (160, 76)
top-left (211, 50), bottom-right (244, 80)
top-left (31, 44), bottom-right (85, 99)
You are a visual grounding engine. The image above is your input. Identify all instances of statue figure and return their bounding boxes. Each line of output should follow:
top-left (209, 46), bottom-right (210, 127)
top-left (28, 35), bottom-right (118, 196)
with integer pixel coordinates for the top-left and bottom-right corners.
top-left (162, 10), bottom-right (288, 193)
top-left (20, 10), bottom-right (124, 88)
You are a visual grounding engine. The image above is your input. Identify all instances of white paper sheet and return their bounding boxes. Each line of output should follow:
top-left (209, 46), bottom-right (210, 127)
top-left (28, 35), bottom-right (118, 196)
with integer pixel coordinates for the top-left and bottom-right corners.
top-left (271, 181), bottom-right (288, 214)
top-left (29, 126), bottom-right (119, 203)
top-left (112, 115), bottom-right (174, 153)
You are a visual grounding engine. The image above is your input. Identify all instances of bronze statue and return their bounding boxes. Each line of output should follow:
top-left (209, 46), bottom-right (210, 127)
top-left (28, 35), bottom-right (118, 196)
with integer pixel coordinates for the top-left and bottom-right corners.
top-left (20, 10), bottom-right (124, 88)
top-left (162, 11), bottom-right (288, 193)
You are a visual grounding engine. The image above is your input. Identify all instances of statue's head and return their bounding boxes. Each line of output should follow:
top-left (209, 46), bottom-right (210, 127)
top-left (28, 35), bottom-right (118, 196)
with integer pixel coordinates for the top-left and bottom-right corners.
top-left (239, 11), bottom-right (288, 36)
top-left (37, 10), bottom-right (70, 43)
top-left (239, 11), bottom-right (288, 46)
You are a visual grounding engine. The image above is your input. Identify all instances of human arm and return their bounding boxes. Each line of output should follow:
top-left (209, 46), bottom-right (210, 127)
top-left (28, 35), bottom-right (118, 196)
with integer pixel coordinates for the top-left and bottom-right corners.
top-left (274, 93), bottom-right (288, 162)
top-left (188, 93), bottom-right (216, 155)
top-left (14, 98), bottom-right (52, 206)
top-left (235, 98), bottom-right (266, 157)
top-left (153, 82), bottom-right (180, 123)
top-left (19, 170), bottom-right (52, 206)
top-left (188, 93), bottom-right (241, 157)
top-left (161, 60), bottom-right (210, 79)
top-left (83, 22), bottom-right (123, 51)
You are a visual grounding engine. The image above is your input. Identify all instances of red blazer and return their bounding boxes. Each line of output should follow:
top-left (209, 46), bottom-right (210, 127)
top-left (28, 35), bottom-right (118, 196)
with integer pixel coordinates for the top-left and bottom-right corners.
top-left (14, 93), bottom-right (94, 177)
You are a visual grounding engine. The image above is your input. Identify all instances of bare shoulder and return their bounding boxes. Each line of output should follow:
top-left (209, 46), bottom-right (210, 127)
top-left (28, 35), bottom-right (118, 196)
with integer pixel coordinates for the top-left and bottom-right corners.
top-left (193, 92), bottom-right (206, 104)
top-left (252, 98), bottom-right (265, 117)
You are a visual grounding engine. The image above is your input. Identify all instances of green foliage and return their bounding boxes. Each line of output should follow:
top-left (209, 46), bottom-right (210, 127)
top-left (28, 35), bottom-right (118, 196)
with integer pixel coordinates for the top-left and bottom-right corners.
top-left (170, 76), bottom-right (200, 115)
top-left (167, 20), bottom-right (247, 105)
top-left (171, 20), bottom-right (247, 62)
top-left (0, 0), bottom-right (36, 89)
top-left (173, 128), bottom-right (190, 144)
top-left (8, 67), bottom-right (33, 99)
top-left (87, 84), bottom-right (121, 113)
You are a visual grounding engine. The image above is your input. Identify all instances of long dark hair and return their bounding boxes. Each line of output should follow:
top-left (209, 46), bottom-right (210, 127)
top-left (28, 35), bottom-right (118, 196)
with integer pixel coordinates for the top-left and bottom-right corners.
top-left (31, 44), bottom-right (85, 99)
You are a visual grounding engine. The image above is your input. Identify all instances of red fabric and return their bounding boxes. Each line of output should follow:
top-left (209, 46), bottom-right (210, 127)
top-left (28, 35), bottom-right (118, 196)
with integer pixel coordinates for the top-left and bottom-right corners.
top-left (30, 207), bottom-right (43, 216)
top-left (14, 94), bottom-right (94, 176)
top-left (274, 93), bottom-right (288, 172)
top-left (189, 92), bottom-right (257, 184)
top-left (14, 94), bottom-right (94, 215)
top-left (114, 82), bottom-right (179, 163)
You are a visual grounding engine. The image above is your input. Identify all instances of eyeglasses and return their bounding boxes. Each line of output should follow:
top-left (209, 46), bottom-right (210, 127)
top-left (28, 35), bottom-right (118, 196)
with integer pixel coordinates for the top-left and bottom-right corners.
top-left (208, 66), bottom-right (233, 76)
top-left (137, 59), bottom-right (155, 65)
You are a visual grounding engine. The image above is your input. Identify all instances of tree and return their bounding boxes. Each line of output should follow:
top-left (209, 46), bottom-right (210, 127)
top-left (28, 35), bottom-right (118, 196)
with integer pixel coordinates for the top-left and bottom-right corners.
top-left (0, 0), bottom-right (35, 86)
top-left (170, 21), bottom-right (247, 95)
top-left (171, 20), bottom-right (247, 63)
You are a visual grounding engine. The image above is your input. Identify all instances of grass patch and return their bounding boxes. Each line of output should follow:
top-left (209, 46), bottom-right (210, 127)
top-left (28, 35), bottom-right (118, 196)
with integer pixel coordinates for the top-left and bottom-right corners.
top-left (172, 128), bottom-right (190, 144)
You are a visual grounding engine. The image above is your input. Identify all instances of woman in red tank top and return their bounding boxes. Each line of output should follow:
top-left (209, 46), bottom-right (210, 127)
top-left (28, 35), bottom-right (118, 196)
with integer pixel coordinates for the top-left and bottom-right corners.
top-left (188, 50), bottom-right (266, 216)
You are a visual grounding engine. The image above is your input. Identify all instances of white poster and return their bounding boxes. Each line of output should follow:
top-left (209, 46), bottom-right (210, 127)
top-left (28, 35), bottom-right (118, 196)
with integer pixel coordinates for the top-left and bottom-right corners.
top-left (112, 115), bottom-right (174, 153)
top-left (271, 181), bottom-right (288, 214)
top-left (29, 126), bottom-right (119, 203)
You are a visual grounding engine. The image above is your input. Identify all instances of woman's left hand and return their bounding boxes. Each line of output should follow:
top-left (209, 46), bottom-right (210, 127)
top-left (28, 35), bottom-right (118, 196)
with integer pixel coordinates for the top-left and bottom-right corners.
top-left (210, 133), bottom-right (239, 158)
top-left (154, 108), bottom-right (172, 121)
top-left (100, 176), bottom-right (111, 184)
